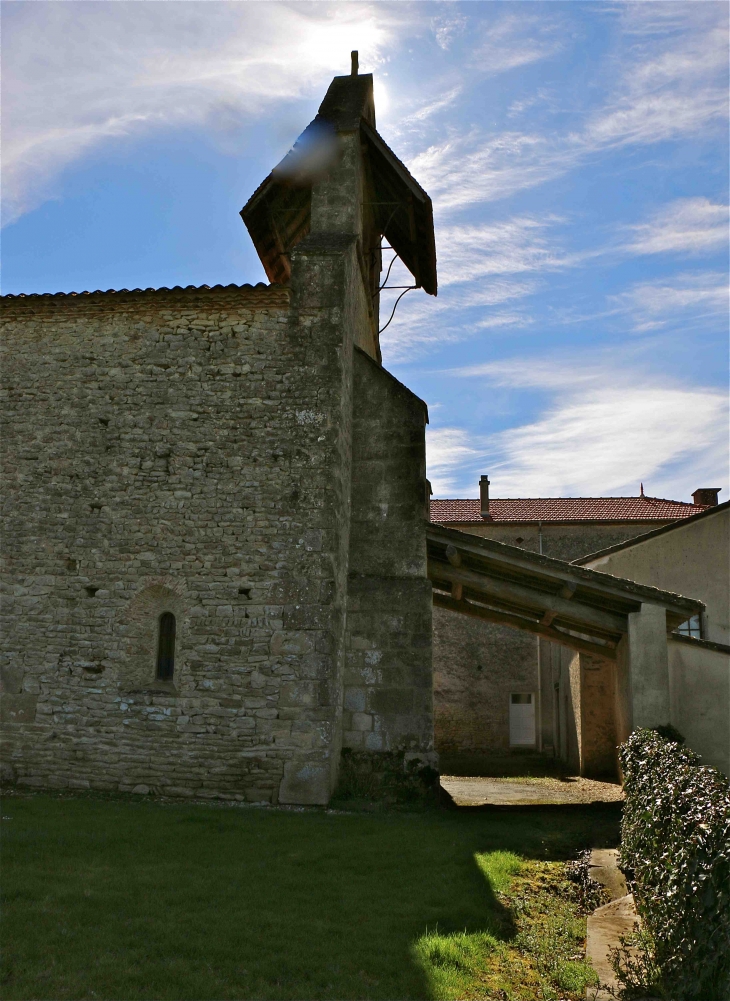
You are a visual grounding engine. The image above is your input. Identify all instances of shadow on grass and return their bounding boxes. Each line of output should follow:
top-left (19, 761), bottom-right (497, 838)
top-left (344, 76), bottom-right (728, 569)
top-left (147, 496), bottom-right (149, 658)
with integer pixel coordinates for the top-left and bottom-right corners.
top-left (0, 792), bottom-right (619, 1000)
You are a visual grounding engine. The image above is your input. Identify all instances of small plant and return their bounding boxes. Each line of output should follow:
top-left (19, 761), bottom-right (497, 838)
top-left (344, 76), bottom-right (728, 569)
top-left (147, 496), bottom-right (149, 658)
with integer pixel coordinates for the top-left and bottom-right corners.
top-left (565, 849), bottom-right (609, 913)
top-left (608, 927), bottom-right (663, 1000)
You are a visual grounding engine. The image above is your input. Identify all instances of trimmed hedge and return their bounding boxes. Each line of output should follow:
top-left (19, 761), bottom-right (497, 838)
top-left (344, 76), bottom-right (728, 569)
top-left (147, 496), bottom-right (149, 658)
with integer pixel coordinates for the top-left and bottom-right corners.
top-left (619, 728), bottom-right (730, 999)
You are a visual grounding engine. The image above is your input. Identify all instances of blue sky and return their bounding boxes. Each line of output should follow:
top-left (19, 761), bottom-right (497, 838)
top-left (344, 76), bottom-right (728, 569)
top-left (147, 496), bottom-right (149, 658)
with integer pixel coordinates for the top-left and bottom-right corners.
top-left (3, 1), bottom-right (728, 501)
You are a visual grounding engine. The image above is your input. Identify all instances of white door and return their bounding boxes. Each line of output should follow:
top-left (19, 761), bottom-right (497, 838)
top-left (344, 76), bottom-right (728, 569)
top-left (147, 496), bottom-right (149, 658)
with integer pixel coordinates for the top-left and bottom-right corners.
top-left (509, 693), bottom-right (535, 746)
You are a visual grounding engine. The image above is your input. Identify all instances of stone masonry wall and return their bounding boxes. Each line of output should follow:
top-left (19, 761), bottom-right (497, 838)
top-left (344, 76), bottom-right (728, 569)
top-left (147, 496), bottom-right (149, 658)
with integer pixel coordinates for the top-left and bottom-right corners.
top-left (342, 349), bottom-right (432, 760)
top-left (433, 611), bottom-right (537, 756)
top-left (0, 277), bottom-right (358, 804)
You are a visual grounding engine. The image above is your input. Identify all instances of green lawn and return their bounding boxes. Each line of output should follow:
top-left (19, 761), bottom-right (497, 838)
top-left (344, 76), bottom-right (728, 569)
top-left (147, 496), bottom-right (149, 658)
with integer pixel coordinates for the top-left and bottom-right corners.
top-left (0, 793), bottom-right (619, 1000)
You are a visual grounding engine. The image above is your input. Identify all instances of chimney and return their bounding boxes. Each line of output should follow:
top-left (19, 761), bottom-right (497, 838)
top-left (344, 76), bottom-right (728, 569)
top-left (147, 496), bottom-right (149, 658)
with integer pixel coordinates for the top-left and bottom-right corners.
top-left (692, 488), bottom-right (721, 507)
top-left (480, 475), bottom-right (491, 520)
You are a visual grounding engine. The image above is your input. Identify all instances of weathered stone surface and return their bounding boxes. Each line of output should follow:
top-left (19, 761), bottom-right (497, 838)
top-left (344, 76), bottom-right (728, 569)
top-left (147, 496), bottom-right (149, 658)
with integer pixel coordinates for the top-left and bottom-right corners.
top-left (0, 695), bottom-right (38, 725)
top-left (278, 758), bottom-right (332, 805)
top-left (0, 278), bottom-right (351, 803)
top-left (342, 349), bottom-right (433, 776)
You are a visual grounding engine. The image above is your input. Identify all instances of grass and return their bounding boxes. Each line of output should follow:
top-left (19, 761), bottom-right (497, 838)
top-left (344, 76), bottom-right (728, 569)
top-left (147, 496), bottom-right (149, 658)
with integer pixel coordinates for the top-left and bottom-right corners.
top-left (413, 857), bottom-right (599, 1000)
top-left (0, 792), bottom-right (619, 1000)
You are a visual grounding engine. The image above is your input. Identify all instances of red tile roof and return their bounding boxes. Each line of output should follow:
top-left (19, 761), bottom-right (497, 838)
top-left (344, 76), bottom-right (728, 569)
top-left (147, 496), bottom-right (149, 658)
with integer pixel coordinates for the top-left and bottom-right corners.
top-left (430, 496), bottom-right (709, 524)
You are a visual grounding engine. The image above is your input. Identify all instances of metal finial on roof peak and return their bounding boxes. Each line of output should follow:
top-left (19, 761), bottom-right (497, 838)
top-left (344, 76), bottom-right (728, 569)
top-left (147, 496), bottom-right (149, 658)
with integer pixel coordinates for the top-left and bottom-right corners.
top-left (351, 50), bottom-right (359, 76)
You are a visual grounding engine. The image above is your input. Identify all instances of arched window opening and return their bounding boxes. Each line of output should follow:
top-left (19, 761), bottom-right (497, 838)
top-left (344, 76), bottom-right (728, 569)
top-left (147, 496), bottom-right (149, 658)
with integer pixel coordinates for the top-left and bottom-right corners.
top-left (156, 612), bottom-right (176, 680)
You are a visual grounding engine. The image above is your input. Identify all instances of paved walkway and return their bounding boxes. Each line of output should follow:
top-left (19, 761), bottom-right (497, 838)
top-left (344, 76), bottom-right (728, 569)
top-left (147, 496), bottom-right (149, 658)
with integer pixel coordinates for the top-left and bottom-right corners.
top-left (440, 774), bottom-right (625, 806)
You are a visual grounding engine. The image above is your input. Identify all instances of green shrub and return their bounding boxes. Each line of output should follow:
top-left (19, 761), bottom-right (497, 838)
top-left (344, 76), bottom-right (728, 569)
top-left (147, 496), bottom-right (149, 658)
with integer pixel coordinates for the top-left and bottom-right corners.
top-left (618, 728), bottom-right (730, 999)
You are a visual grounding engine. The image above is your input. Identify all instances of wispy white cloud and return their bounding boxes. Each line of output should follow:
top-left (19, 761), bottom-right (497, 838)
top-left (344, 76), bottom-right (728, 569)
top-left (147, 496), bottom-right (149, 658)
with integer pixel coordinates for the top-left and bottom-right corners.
top-left (612, 271), bottom-right (729, 332)
top-left (409, 6), bottom-right (727, 214)
top-left (485, 383), bottom-right (727, 499)
top-left (431, 12), bottom-right (468, 52)
top-left (379, 252), bottom-right (538, 363)
top-left (2, 2), bottom-right (400, 224)
top-left (622, 198), bottom-right (729, 257)
top-left (445, 357), bottom-right (600, 390)
top-left (424, 427), bottom-right (479, 496)
top-left (409, 130), bottom-right (575, 212)
top-left (395, 87), bottom-right (464, 129)
top-left (506, 89), bottom-right (555, 119)
top-left (592, 3), bottom-right (728, 149)
top-left (436, 215), bottom-right (575, 285)
top-left (427, 359), bottom-right (728, 499)
top-left (466, 13), bottom-right (565, 75)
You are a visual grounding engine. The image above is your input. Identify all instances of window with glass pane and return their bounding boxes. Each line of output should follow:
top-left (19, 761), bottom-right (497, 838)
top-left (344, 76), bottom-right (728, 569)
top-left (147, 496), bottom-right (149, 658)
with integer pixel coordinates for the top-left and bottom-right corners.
top-left (676, 614), bottom-right (701, 639)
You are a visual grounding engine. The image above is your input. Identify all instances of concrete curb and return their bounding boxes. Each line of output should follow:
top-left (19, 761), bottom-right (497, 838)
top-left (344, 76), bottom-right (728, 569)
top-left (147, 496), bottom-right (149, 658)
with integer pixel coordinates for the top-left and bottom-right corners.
top-left (585, 849), bottom-right (639, 999)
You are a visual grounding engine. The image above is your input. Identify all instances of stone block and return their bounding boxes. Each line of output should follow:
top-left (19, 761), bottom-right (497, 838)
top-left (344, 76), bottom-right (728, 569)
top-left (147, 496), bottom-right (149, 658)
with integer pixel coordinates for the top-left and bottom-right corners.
top-left (279, 682), bottom-right (317, 708)
top-left (270, 631), bottom-right (315, 657)
top-left (343, 687), bottom-right (366, 712)
top-left (278, 757), bottom-right (332, 805)
top-left (0, 695), bottom-right (38, 724)
top-left (371, 688), bottom-right (413, 715)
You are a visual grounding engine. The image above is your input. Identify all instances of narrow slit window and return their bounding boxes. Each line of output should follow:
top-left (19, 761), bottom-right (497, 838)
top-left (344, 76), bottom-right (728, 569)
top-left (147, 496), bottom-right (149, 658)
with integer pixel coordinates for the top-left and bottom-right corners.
top-left (156, 612), bottom-right (176, 680)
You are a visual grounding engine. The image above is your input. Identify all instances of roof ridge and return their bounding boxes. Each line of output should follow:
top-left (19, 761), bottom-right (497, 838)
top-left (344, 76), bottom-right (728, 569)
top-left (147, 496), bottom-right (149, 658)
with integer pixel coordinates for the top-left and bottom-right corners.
top-left (1, 282), bottom-right (286, 300)
top-left (431, 495), bottom-right (701, 503)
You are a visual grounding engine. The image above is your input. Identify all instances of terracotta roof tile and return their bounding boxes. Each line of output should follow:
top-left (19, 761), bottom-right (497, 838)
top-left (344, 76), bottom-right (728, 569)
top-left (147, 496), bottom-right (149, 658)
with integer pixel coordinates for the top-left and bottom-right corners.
top-left (1, 282), bottom-right (289, 303)
top-left (430, 496), bottom-right (709, 524)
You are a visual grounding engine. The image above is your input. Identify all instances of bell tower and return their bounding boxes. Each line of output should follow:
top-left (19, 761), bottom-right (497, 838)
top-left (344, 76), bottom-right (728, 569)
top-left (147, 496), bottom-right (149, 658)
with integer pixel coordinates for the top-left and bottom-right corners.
top-left (241, 54), bottom-right (437, 361)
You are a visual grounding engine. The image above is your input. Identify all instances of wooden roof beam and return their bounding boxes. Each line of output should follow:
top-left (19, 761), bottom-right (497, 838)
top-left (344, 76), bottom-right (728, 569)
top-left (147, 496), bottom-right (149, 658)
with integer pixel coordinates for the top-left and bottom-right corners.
top-left (433, 592), bottom-right (616, 661)
top-left (427, 524), bottom-right (703, 619)
top-left (431, 562), bottom-right (627, 637)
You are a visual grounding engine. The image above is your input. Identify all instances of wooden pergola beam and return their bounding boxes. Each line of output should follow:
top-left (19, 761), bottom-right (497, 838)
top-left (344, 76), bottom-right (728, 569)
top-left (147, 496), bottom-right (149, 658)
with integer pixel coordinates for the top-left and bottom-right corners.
top-left (430, 562), bottom-right (626, 638)
top-left (432, 592), bottom-right (616, 661)
top-left (427, 525), bottom-right (703, 619)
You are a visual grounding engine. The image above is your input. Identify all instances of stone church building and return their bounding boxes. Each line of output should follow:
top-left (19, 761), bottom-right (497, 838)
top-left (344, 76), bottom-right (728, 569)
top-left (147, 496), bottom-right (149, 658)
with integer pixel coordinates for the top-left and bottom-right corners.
top-left (3, 60), bottom-right (722, 801)
top-left (0, 66), bottom-right (439, 805)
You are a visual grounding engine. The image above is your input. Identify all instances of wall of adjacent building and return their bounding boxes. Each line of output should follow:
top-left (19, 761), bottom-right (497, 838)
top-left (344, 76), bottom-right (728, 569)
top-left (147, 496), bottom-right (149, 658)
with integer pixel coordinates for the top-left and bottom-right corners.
top-left (432, 612), bottom-right (537, 759)
top-left (580, 506), bottom-right (729, 776)
top-left (441, 520), bottom-right (676, 562)
top-left (582, 505), bottom-right (729, 644)
top-left (668, 638), bottom-right (729, 775)
top-left (431, 519), bottom-right (674, 763)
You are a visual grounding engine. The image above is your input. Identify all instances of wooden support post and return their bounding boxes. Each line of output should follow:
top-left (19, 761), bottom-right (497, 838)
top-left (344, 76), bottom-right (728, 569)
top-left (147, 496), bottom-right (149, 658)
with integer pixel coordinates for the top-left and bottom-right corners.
top-left (445, 545), bottom-right (462, 567)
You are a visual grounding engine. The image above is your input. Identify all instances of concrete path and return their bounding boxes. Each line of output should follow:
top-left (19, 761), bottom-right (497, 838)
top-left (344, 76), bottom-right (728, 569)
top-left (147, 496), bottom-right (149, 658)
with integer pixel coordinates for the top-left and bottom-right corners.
top-left (440, 775), bottom-right (625, 807)
top-left (586, 848), bottom-right (639, 1000)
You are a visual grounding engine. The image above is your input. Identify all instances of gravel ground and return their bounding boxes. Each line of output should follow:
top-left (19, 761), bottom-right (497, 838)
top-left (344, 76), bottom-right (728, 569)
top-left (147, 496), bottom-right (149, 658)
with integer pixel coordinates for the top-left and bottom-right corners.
top-left (441, 774), bottom-right (625, 806)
